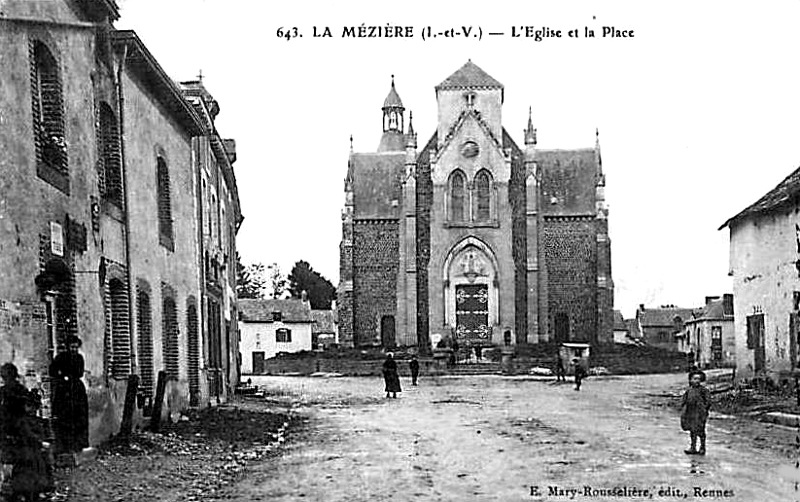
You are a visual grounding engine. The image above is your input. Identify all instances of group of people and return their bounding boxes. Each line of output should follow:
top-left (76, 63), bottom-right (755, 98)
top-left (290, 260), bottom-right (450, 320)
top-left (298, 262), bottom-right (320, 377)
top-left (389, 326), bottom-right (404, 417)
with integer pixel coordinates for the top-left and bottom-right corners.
top-left (553, 356), bottom-right (588, 391)
top-left (381, 353), bottom-right (420, 398)
top-left (0, 335), bottom-right (89, 501)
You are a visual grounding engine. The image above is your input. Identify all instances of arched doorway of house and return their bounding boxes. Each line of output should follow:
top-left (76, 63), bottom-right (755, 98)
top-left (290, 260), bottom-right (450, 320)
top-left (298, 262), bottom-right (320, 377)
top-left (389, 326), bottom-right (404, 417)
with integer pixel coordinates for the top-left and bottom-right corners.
top-left (554, 313), bottom-right (570, 343)
top-left (380, 315), bottom-right (396, 348)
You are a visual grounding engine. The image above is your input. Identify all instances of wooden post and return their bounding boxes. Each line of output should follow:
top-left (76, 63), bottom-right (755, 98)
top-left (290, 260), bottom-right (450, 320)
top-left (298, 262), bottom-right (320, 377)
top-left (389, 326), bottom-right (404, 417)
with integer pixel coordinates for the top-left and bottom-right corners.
top-left (119, 374), bottom-right (139, 440)
top-left (150, 370), bottom-right (168, 432)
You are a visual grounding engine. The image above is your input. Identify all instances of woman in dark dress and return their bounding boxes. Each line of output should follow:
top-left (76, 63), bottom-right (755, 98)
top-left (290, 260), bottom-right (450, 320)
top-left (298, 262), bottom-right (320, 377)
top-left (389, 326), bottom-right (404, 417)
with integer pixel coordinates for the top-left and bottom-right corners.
top-left (49, 335), bottom-right (89, 454)
top-left (382, 353), bottom-right (402, 399)
top-left (681, 369), bottom-right (710, 455)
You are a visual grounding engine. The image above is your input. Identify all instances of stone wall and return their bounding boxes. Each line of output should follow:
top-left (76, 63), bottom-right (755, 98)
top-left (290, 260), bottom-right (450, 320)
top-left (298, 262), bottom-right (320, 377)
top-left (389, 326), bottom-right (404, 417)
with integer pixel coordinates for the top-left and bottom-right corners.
top-left (352, 220), bottom-right (399, 346)
top-left (544, 216), bottom-right (599, 342)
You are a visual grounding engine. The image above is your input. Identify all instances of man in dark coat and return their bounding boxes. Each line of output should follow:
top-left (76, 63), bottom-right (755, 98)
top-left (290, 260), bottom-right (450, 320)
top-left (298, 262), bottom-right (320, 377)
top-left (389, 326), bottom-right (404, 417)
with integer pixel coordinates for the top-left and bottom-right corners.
top-left (382, 353), bottom-right (402, 398)
top-left (681, 369), bottom-right (710, 455)
top-left (409, 356), bottom-right (420, 386)
top-left (49, 335), bottom-right (89, 454)
top-left (573, 358), bottom-right (588, 391)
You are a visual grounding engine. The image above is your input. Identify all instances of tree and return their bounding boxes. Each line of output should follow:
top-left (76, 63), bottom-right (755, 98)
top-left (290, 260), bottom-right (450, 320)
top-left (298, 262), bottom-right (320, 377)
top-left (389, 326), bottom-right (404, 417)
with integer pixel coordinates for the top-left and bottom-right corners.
top-left (267, 262), bottom-right (287, 299)
top-left (287, 260), bottom-right (336, 309)
top-left (235, 253), bottom-right (266, 299)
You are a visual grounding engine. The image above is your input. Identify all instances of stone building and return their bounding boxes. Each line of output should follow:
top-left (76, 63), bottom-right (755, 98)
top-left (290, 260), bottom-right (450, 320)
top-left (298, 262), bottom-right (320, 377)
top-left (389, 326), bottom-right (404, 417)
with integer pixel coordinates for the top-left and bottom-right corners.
top-left (0, 0), bottom-right (241, 445)
top-left (338, 61), bottom-right (613, 351)
top-left (721, 166), bottom-right (800, 382)
top-left (635, 305), bottom-right (699, 352)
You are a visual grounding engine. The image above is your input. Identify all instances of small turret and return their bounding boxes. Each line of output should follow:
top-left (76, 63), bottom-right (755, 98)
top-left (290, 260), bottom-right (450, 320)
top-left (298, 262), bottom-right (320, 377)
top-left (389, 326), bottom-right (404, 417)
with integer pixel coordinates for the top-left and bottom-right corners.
top-left (378, 76), bottom-right (406, 152)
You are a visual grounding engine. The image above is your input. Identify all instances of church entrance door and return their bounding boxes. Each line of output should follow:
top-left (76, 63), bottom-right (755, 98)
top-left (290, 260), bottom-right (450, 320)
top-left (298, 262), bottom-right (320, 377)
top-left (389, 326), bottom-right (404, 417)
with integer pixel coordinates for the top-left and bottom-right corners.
top-left (380, 315), bottom-right (396, 348)
top-left (455, 284), bottom-right (490, 343)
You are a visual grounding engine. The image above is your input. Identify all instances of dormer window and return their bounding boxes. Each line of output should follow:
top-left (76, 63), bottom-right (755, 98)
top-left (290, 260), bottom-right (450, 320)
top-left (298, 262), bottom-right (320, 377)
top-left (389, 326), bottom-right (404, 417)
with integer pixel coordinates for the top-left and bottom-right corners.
top-left (272, 311), bottom-right (282, 322)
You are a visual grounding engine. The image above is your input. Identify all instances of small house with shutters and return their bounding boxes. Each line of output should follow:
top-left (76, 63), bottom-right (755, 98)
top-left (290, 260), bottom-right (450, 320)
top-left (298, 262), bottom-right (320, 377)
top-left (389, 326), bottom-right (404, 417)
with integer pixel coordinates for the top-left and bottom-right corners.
top-left (239, 298), bottom-right (313, 374)
top-left (720, 165), bottom-right (800, 382)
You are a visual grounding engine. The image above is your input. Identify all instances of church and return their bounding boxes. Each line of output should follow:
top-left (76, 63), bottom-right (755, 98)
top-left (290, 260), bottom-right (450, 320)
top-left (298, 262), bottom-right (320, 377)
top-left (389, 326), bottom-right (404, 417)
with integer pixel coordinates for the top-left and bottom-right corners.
top-left (337, 61), bottom-right (613, 351)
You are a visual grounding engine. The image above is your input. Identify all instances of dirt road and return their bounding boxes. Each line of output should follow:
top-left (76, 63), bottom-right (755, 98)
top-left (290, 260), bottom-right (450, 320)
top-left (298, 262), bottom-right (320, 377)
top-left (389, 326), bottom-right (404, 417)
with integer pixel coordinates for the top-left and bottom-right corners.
top-left (228, 373), bottom-right (799, 502)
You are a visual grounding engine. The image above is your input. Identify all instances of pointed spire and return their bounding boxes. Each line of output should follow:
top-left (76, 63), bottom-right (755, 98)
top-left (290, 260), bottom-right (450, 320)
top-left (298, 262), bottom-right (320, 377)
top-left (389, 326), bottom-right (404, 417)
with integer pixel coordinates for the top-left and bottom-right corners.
top-left (524, 106), bottom-right (537, 146)
top-left (407, 111), bottom-right (414, 136)
top-left (594, 127), bottom-right (604, 178)
top-left (349, 134), bottom-right (354, 153)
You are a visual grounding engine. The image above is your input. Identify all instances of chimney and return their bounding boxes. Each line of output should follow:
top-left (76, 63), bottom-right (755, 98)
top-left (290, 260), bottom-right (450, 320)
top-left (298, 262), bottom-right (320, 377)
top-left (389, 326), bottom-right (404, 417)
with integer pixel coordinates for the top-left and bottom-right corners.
top-left (722, 294), bottom-right (734, 316)
top-left (639, 304), bottom-right (645, 312)
top-left (301, 290), bottom-right (309, 304)
top-left (705, 295), bottom-right (720, 306)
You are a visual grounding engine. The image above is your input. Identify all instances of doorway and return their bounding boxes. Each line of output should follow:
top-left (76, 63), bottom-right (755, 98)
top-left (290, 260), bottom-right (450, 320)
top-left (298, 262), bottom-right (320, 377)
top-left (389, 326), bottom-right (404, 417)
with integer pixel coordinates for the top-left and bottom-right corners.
top-left (380, 315), bottom-right (396, 348)
top-left (554, 313), bottom-right (570, 343)
top-left (455, 284), bottom-right (490, 342)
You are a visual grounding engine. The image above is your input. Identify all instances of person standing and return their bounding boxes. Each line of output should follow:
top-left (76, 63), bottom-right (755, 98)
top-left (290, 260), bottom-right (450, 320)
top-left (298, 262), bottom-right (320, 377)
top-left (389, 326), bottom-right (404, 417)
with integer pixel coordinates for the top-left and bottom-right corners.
top-left (573, 358), bottom-right (587, 391)
top-left (49, 335), bottom-right (89, 454)
top-left (681, 369), bottom-right (710, 455)
top-left (555, 355), bottom-right (566, 382)
top-left (382, 353), bottom-right (402, 399)
top-left (409, 356), bottom-right (420, 386)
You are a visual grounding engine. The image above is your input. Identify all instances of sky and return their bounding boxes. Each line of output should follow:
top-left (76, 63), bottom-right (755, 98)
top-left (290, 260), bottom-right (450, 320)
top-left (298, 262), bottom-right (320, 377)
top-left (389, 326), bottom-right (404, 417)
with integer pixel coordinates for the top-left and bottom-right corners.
top-left (116, 0), bottom-right (800, 318)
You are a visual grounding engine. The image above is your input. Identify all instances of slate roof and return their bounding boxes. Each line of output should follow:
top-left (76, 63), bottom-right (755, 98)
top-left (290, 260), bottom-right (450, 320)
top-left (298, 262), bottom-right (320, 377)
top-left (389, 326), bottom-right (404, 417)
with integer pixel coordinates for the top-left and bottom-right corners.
top-left (436, 61), bottom-right (504, 93)
top-left (311, 310), bottom-right (336, 334)
top-left (637, 307), bottom-right (700, 328)
top-left (239, 299), bottom-right (312, 323)
top-left (686, 298), bottom-right (732, 323)
top-left (720, 165), bottom-right (800, 229)
top-left (538, 149), bottom-right (599, 216)
top-left (383, 81), bottom-right (404, 109)
top-left (349, 152), bottom-right (405, 219)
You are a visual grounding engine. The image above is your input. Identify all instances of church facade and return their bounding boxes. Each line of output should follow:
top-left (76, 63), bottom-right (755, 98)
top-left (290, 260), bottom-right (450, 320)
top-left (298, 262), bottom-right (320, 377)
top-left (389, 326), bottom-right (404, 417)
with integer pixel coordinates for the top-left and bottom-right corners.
top-left (338, 61), bottom-right (613, 351)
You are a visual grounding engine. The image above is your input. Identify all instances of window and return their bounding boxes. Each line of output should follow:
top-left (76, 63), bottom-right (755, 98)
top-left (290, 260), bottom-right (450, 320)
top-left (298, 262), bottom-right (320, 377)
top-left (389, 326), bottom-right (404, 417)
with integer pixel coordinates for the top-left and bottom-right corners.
top-left (30, 40), bottom-right (68, 192)
top-left (255, 332), bottom-right (261, 349)
top-left (107, 277), bottom-right (131, 378)
top-left (136, 283), bottom-right (154, 397)
top-left (711, 326), bottom-right (722, 361)
top-left (156, 156), bottom-right (174, 250)
top-left (98, 102), bottom-right (123, 207)
top-left (272, 311), bottom-right (282, 322)
top-left (161, 284), bottom-right (179, 379)
top-left (474, 170), bottom-right (491, 221)
top-left (276, 328), bottom-right (292, 343)
top-left (187, 299), bottom-right (200, 406)
top-left (449, 170), bottom-right (466, 222)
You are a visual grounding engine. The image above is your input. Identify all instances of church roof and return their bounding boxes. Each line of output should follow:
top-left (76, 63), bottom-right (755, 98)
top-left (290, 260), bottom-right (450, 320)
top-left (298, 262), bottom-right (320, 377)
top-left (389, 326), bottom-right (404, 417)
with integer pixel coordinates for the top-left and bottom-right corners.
top-left (383, 81), bottom-right (404, 109)
top-left (538, 149), bottom-right (599, 216)
top-left (350, 152), bottom-right (405, 219)
top-left (436, 60), bottom-right (504, 92)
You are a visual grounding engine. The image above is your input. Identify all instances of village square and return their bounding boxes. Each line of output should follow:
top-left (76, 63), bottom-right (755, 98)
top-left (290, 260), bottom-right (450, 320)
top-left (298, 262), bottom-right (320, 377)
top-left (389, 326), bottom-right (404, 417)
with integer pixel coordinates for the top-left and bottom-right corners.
top-left (1, 1), bottom-right (800, 501)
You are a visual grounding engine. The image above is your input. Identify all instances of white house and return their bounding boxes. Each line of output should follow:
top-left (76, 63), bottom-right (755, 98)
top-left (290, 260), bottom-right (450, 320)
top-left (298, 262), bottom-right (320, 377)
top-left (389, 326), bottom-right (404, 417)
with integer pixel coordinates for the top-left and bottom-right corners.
top-left (239, 298), bottom-right (313, 374)
top-left (721, 166), bottom-right (800, 382)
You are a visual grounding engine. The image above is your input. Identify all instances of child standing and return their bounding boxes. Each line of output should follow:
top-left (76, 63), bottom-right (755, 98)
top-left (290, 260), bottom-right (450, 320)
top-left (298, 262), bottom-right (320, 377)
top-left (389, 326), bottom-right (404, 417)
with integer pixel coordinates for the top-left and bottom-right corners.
top-left (681, 369), bottom-right (710, 455)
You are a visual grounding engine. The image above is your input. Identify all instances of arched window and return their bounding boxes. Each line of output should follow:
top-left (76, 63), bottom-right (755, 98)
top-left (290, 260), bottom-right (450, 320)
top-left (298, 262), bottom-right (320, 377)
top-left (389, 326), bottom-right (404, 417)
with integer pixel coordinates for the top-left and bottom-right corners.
top-left (156, 156), bottom-right (174, 250)
top-left (30, 40), bottom-right (68, 191)
top-left (475, 170), bottom-right (492, 222)
top-left (136, 283), bottom-right (154, 397)
top-left (107, 277), bottom-right (131, 378)
top-left (99, 102), bottom-right (123, 207)
top-left (161, 284), bottom-right (179, 379)
top-left (449, 170), bottom-right (466, 222)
